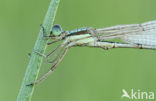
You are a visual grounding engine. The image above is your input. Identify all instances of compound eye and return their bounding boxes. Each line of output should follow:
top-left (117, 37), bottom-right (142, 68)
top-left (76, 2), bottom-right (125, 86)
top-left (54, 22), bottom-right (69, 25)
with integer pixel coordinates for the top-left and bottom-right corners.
top-left (51, 24), bottom-right (62, 36)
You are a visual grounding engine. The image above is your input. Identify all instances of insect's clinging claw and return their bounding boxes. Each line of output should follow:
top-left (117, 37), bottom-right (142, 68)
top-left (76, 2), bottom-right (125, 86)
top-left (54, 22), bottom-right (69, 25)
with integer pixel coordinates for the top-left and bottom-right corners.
top-left (40, 24), bottom-right (51, 40)
top-left (40, 24), bottom-right (45, 34)
top-left (33, 50), bottom-right (47, 58)
top-left (26, 83), bottom-right (34, 86)
top-left (28, 53), bottom-right (31, 57)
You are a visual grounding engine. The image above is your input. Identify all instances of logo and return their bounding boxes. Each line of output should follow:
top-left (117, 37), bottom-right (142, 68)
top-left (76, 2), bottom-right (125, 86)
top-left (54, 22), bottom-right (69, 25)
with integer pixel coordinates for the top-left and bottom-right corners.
top-left (121, 89), bottom-right (154, 100)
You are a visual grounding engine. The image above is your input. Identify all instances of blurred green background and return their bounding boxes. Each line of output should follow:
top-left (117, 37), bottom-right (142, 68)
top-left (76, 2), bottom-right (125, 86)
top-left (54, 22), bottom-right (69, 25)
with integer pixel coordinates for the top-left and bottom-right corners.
top-left (1, 0), bottom-right (156, 101)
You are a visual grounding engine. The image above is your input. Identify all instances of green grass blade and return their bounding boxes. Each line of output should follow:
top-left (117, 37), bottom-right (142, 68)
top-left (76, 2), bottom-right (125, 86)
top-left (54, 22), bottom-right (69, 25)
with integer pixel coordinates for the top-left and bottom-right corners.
top-left (16, 0), bottom-right (60, 101)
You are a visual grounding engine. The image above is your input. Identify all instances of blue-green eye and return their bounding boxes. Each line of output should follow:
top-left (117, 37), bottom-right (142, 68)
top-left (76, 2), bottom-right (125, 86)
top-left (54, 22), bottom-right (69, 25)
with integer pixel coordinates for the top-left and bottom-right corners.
top-left (51, 24), bottom-right (62, 36)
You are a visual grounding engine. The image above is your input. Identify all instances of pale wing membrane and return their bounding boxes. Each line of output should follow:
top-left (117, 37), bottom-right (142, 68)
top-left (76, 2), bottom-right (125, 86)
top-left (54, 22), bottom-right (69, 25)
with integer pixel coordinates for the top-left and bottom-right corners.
top-left (95, 20), bottom-right (156, 46)
top-left (121, 30), bottom-right (156, 46)
top-left (95, 24), bottom-right (142, 40)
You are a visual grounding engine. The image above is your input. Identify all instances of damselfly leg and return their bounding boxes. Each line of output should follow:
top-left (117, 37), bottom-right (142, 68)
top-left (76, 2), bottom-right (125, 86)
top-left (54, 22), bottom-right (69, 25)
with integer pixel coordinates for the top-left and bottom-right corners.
top-left (46, 45), bottom-right (65, 64)
top-left (27, 32), bottom-right (94, 86)
top-left (27, 47), bottom-right (69, 86)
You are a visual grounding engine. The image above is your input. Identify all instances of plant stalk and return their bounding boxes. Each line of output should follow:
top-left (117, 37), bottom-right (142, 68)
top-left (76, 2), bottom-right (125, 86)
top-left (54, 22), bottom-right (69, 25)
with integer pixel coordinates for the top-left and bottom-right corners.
top-left (17, 0), bottom-right (60, 100)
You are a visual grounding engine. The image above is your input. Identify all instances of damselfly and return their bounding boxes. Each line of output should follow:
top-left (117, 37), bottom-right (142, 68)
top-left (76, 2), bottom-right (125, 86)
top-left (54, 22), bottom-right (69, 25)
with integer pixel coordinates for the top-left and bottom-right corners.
top-left (27, 20), bottom-right (156, 86)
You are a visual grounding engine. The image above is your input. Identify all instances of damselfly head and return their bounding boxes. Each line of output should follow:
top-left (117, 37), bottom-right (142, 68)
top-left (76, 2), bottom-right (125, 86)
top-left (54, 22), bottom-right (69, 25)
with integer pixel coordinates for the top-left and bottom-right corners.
top-left (51, 24), bottom-right (63, 36)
